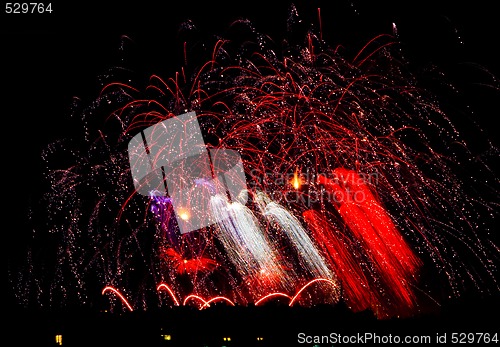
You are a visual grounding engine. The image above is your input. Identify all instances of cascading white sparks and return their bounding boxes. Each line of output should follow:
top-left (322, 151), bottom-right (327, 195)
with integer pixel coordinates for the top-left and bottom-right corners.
top-left (210, 194), bottom-right (291, 293)
top-left (255, 192), bottom-right (341, 302)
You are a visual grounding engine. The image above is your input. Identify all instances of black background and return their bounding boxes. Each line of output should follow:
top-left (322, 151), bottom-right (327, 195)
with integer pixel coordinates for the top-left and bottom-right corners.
top-left (2, 0), bottom-right (499, 345)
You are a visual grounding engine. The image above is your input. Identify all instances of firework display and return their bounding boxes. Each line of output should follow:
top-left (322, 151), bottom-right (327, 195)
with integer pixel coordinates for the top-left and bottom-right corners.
top-left (12, 6), bottom-right (499, 320)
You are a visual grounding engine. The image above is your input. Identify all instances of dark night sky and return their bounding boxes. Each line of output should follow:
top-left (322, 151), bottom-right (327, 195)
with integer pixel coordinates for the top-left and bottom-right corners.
top-left (2, 0), bottom-right (499, 324)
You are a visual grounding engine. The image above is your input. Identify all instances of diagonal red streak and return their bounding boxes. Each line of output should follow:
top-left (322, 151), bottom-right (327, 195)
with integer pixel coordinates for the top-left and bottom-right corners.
top-left (315, 168), bottom-right (421, 317)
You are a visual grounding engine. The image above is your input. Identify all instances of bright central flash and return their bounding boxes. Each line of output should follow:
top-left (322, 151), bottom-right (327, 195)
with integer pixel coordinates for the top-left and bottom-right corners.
top-left (291, 170), bottom-right (301, 190)
top-left (178, 208), bottom-right (190, 221)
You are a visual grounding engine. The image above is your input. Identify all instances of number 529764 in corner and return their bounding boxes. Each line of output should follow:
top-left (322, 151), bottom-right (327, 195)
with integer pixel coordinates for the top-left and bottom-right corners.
top-left (5, 3), bottom-right (53, 14)
top-left (442, 332), bottom-right (499, 344)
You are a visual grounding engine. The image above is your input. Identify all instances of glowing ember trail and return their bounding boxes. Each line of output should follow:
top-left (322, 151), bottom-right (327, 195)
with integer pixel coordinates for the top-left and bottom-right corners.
top-left (102, 286), bottom-right (134, 312)
top-left (254, 292), bottom-right (292, 306)
top-left (157, 283), bottom-right (180, 306)
top-left (210, 193), bottom-right (291, 297)
top-left (255, 191), bottom-right (340, 302)
top-left (289, 278), bottom-right (340, 307)
top-left (183, 294), bottom-right (235, 309)
top-left (333, 168), bottom-right (421, 275)
top-left (303, 209), bottom-right (378, 315)
top-left (317, 170), bottom-right (420, 315)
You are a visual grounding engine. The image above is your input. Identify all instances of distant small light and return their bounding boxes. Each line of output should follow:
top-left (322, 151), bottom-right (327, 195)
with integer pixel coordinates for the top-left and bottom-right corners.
top-left (55, 334), bottom-right (63, 346)
top-left (257, 336), bottom-right (264, 341)
top-left (161, 334), bottom-right (171, 341)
